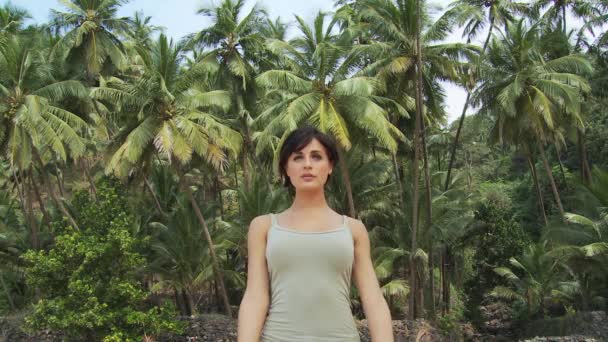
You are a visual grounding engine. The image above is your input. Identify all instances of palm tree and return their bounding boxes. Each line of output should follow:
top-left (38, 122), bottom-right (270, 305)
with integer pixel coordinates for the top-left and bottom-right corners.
top-left (544, 167), bottom-right (608, 310)
top-left (531, 1), bottom-right (603, 185)
top-left (492, 241), bottom-right (562, 318)
top-left (0, 33), bottom-right (88, 238)
top-left (353, 0), bottom-right (477, 317)
top-left (256, 11), bottom-right (405, 218)
top-left (149, 196), bottom-right (235, 316)
top-left (187, 0), bottom-right (267, 191)
top-left (530, 0), bottom-right (603, 34)
top-left (0, 2), bottom-right (31, 35)
top-left (120, 10), bottom-right (163, 49)
top-left (473, 20), bottom-right (592, 220)
top-left (92, 34), bottom-right (241, 317)
top-left (443, 0), bottom-right (527, 191)
top-left (50, 0), bottom-right (131, 79)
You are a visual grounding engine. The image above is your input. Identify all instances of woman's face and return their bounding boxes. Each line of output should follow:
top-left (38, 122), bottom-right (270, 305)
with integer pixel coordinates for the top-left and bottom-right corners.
top-left (285, 138), bottom-right (333, 190)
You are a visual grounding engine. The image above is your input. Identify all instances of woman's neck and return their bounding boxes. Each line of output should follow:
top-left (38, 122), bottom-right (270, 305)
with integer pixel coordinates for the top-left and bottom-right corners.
top-left (289, 188), bottom-right (329, 212)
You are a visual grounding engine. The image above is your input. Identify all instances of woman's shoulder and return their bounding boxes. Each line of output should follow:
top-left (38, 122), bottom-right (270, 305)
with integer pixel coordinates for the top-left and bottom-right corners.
top-left (343, 215), bottom-right (368, 240)
top-left (248, 214), bottom-right (273, 237)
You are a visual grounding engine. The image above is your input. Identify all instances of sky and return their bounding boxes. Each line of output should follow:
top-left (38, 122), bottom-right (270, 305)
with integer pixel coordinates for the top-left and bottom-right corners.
top-left (8, 0), bottom-right (484, 124)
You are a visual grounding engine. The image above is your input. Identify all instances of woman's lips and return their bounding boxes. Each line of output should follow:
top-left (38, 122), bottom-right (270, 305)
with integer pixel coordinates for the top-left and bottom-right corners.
top-left (301, 175), bottom-right (316, 181)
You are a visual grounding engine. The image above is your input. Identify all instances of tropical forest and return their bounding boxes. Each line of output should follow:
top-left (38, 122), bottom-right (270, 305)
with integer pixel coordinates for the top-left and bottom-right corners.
top-left (0, 0), bottom-right (607, 341)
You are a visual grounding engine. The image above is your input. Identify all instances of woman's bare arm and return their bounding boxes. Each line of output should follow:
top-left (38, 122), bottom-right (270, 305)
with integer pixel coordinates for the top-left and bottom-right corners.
top-left (350, 218), bottom-right (394, 342)
top-left (237, 215), bottom-right (271, 342)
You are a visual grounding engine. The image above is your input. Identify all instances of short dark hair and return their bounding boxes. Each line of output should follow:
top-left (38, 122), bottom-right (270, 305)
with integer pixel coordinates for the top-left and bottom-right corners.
top-left (278, 126), bottom-right (339, 187)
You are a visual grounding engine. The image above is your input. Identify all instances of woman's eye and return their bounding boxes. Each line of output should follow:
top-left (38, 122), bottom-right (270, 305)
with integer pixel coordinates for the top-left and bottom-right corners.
top-left (313, 155), bottom-right (322, 160)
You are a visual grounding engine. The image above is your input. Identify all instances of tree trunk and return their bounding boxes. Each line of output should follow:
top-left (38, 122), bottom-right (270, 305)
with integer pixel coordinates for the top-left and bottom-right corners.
top-left (182, 289), bottom-right (195, 316)
top-left (182, 178), bottom-right (233, 317)
top-left (392, 153), bottom-right (404, 206)
top-left (444, 20), bottom-right (495, 191)
top-left (144, 177), bottom-right (166, 217)
top-left (441, 246), bottom-right (452, 315)
top-left (34, 156), bottom-right (80, 231)
top-left (527, 154), bottom-right (548, 226)
top-left (241, 150), bottom-right (251, 191)
top-left (30, 170), bottom-right (52, 229)
top-left (578, 129), bottom-right (592, 184)
top-left (554, 144), bottom-right (567, 185)
top-left (409, 0), bottom-right (424, 320)
top-left (81, 159), bottom-right (97, 201)
top-left (25, 177), bottom-right (38, 250)
top-left (338, 148), bottom-right (357, 218)
top-left (537, 140), bottom-right (566, 221)
top-left (174, 286), bottom-right (187, 315)
top-left (420, 110), bottom-right (435, 317)
top-left (216, 175), bottom-right (224, 219)
top-left (12, 168), bottom-right (38, 249)
top-left (56, 167), bottom-right (66, 198)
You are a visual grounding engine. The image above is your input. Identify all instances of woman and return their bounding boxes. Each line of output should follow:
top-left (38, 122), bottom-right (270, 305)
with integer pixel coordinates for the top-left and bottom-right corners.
top-left (237, 126), bottom-right (394, 341)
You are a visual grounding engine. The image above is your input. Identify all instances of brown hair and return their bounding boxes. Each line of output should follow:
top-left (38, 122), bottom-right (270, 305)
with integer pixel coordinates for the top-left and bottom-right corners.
top-left (278, 126), bottom-right (339, 187)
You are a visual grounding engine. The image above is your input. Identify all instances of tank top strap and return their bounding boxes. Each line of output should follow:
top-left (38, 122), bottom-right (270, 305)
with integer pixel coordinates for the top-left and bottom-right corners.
top-left (270, 213), bottom-right (277, 226)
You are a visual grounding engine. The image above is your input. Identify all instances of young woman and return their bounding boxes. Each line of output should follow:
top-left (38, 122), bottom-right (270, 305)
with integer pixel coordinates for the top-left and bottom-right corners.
top-left (237, 126), bottom-right (394, 341)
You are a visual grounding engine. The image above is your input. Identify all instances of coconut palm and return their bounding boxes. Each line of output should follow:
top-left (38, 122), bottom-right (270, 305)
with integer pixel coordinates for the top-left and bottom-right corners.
top-left (0, 2), bottom-right (31, 35)
top-left (492, 241), bottom-right (562, 318)
top-left (92, 33), bottom-right (241, 317)
top-left (443, 0), bottom-right (527, 191)
top-left (121, 10), bottom-right (163, 49)
top-left (352, 0), bottom-right (478, 317)
top-left (50, 0), bottom-right (131, 79)
top-left (0, 33), bottom-right (88, 238)
top-left (149, 196), bottom-right (230, 316)
top-left (256, 11), bottom-right (405, 218)
top-left (530, 0), bottom-right (603, 34)
top-left (544, 167), bottom-right (608, 310)
top-left (473, 20), bottom-right (592, 220)
top-left (187, 0), bottom-right (267, 190)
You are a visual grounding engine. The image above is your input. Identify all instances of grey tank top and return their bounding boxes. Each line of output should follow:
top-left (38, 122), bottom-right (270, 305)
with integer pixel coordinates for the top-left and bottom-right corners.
top-left (261, 213), bottom-right (360, 342)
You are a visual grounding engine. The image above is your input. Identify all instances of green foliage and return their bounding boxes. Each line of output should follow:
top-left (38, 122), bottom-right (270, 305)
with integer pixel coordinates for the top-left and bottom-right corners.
top-left (22, 178), bottom-right (182, 340)
top-left (464, 195), bottom-right (530, 324)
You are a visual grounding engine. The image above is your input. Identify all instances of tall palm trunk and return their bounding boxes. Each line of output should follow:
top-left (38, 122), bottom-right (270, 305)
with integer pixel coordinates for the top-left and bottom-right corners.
top-left (537, 140), bottom-right (566, 221)
top-left (55, 166), bottom-right (66, 198)
top-left (578, 129), bottom-right (592, 183)
top-left (338, 148), bottom-right (357, 218)
top-left (34, 154), bottom-right (79, 231)
top-left (182, 177), bottom-right (233, 317)
top-left (444, 18), bottom-right (495, 191)
top-left (30, 170), bottom-right (52, 229)
top-left (421, 113), bottom-right (435, 317)
top-left (554, 143), bottom-right (567, 185)
top-left (392, 153), bottom-right (404, 206)
top-left (241, 151), bottom-right (251, 191)
top-left (527, 154), bottom-right (548, 226)
top-left (81, 159), bottom-right (97, 201)
top-left (144, 177), bottom-right (166, 217)
top-left (441, 245), bottom-right (451, 314)
top-left (409, 0), bottom-right (424, 319)
top-left (25, 176), bottom-right (38, 250)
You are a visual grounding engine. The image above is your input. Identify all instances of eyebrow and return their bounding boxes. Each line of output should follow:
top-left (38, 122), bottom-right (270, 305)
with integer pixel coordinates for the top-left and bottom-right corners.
top-left (294, 150), bottom-right (323, 154)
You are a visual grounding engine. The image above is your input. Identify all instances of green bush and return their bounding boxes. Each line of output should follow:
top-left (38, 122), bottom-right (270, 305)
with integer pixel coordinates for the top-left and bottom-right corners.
top-left (22, 178), bottom-right (183, 341)
top-left (464, 196), bottom-right (530, 325)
